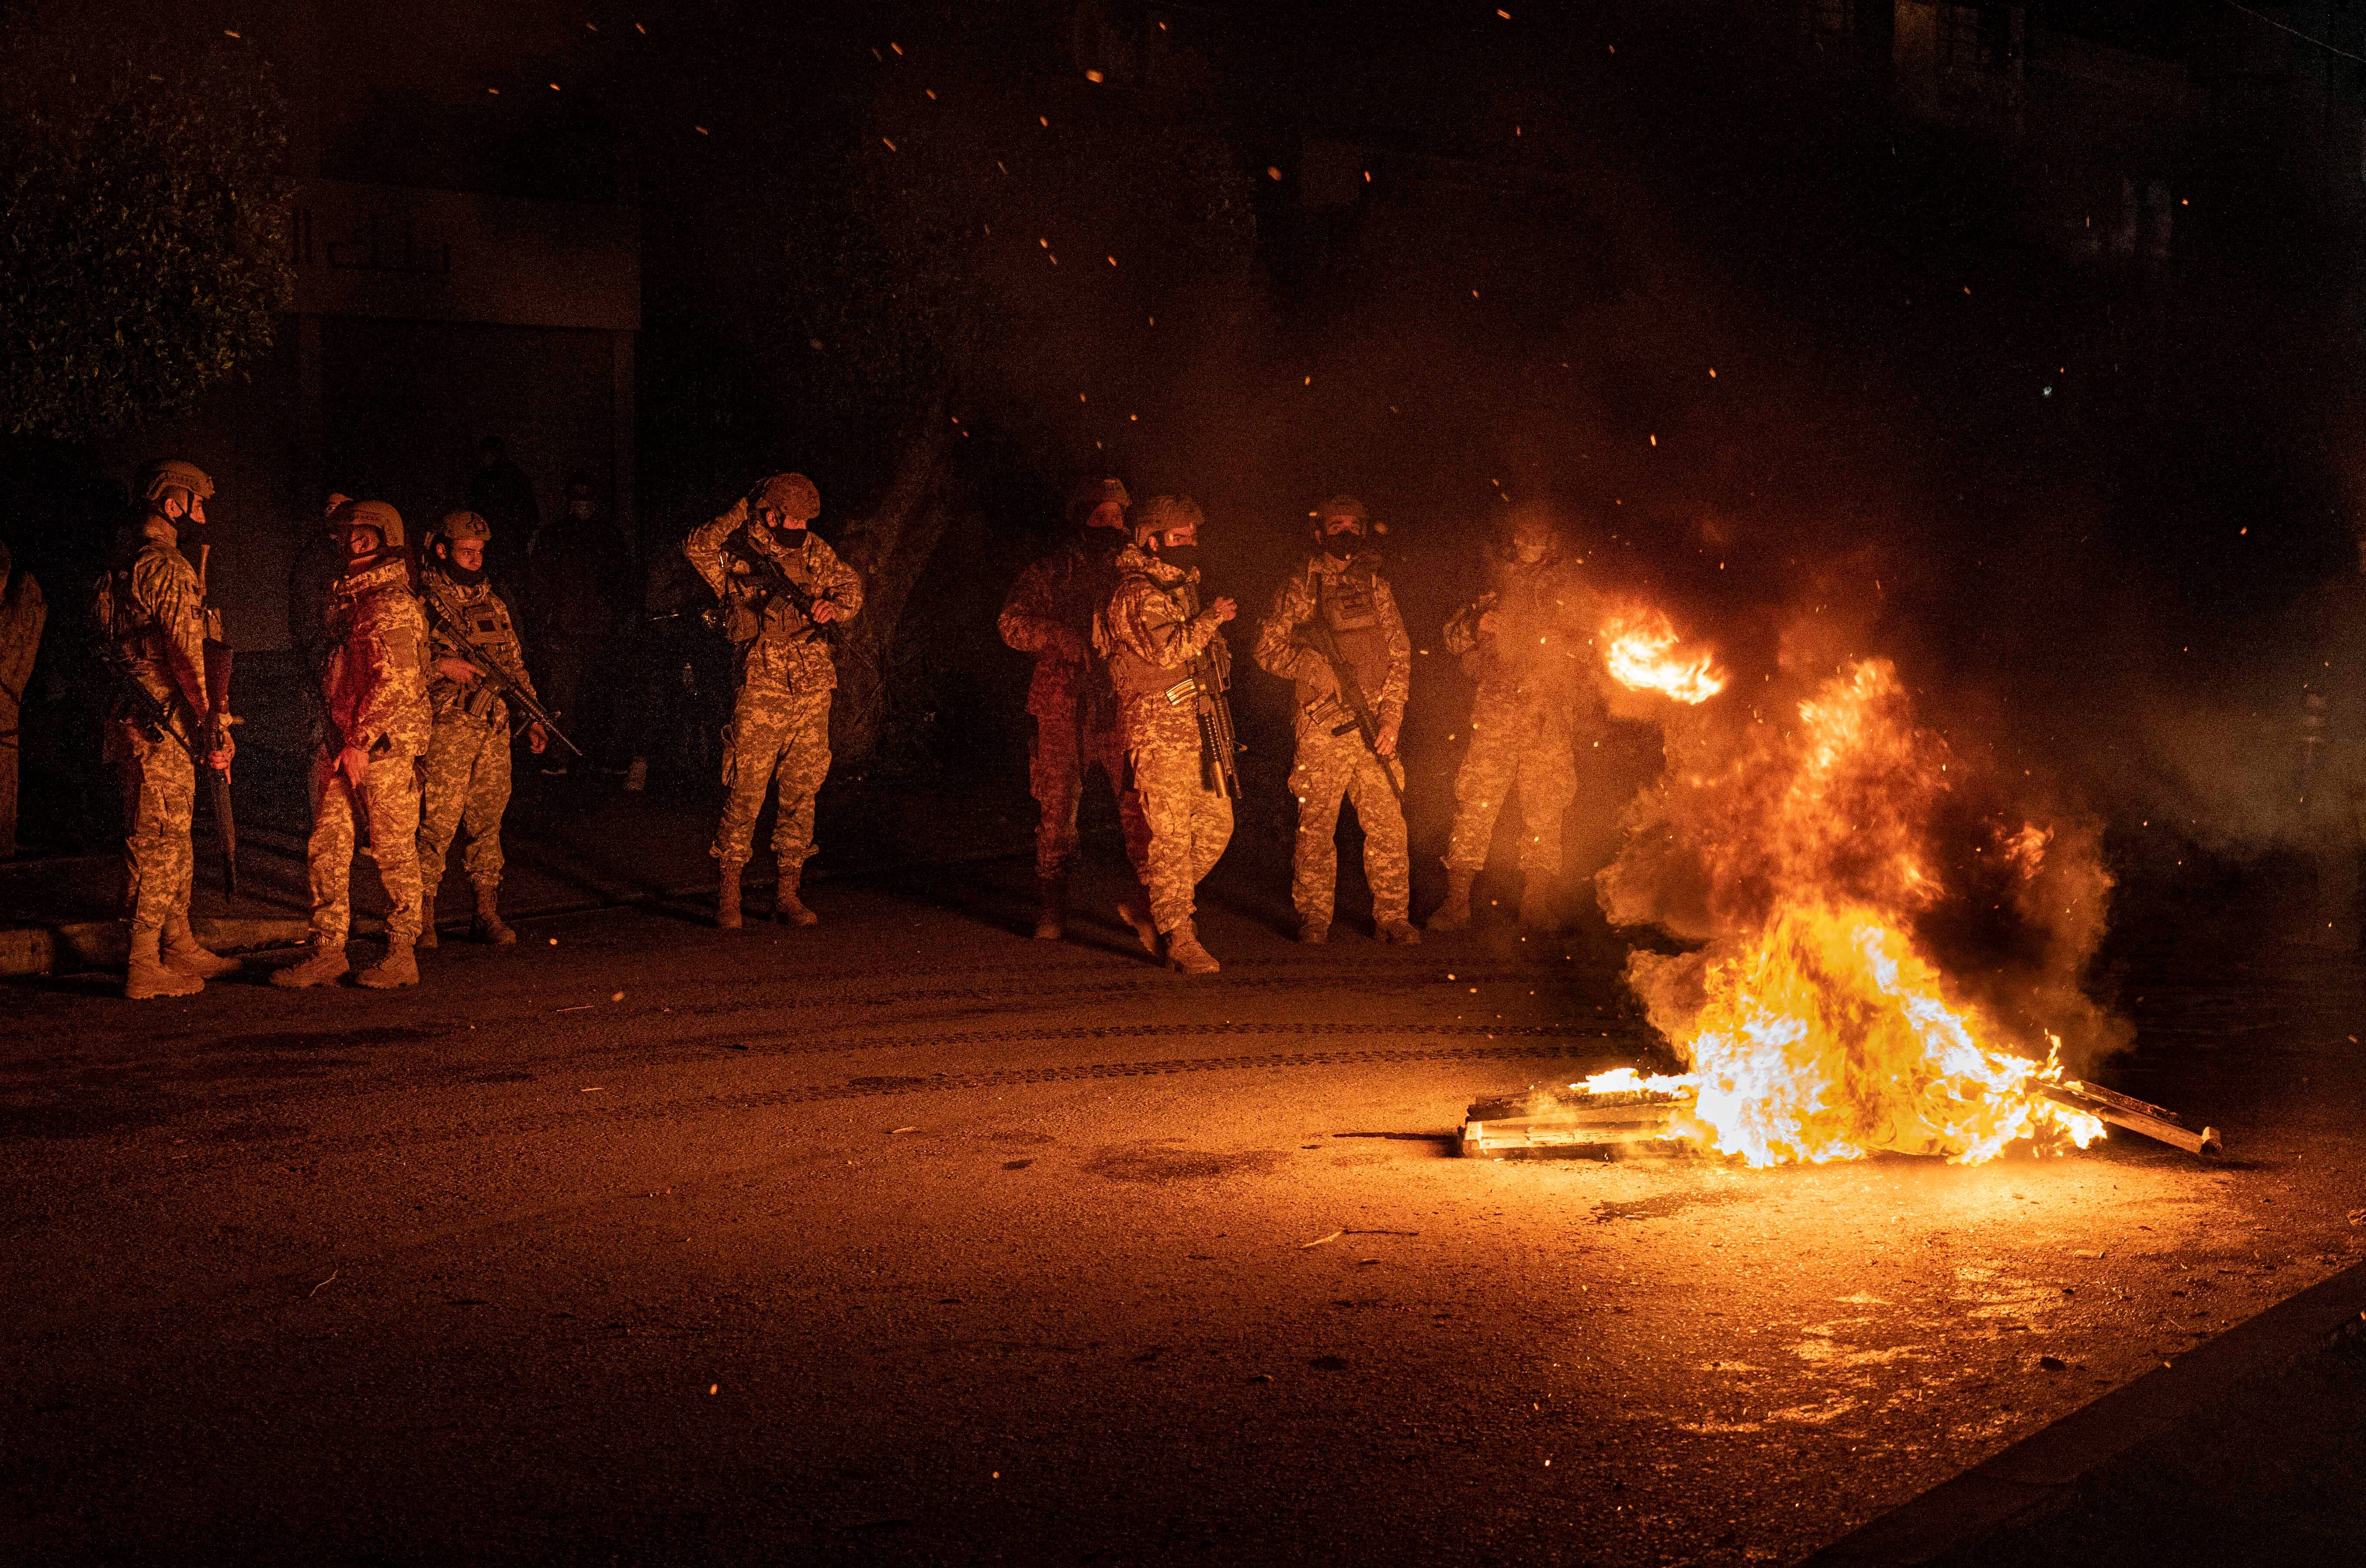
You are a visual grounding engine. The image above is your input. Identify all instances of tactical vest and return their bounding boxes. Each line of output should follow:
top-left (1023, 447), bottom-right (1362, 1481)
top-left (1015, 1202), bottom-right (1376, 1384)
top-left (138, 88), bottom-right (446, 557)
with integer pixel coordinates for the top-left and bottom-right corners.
top-left (426, 574), bottom-right (524, 719)
top-left (1106, 572), bottom-right (1196, 699)
top-left (1315, 558), bottom-right (1388, 699)
top-left (91, 537), bottom-right (197, 700)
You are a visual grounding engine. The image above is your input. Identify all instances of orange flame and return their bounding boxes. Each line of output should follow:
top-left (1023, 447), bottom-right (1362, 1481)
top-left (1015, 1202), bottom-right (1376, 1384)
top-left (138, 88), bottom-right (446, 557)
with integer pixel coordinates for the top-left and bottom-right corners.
top-left (1617, 659), bottom-right (2107, 1166)
top-left (1602, 606), bottom-right (1726, 704)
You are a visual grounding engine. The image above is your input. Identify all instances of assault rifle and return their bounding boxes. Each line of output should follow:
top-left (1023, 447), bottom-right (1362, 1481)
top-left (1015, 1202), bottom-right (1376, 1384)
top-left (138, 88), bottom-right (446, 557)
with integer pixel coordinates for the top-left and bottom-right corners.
top-left (417, 579), bottom-right (583, 758)
top-left (1177, 581), bottom-right (1243, 799)
top-left (1296, 614), bottom-right (1404, 804)
top-left (196, 542), bottom-right (239, 897)
top-left (719, 533), bottom-right (841, 645)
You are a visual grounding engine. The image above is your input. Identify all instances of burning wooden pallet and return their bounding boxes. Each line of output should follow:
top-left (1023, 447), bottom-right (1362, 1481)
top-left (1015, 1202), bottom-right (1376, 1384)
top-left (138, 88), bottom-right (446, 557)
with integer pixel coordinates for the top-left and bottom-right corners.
top-left (1461, 1070), bottom-right (2222, 1161)
top-left (1460, 1073), bottom-right (1697, 1160)
top-left (2045, 1078), bottom-right (2222, 1157)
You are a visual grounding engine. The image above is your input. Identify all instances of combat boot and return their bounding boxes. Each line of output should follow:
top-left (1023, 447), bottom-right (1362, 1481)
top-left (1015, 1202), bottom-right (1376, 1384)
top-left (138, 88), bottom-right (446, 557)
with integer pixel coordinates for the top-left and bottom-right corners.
top-left (1116, 897), bottom-right (1160, 957)
top-left (772, 873), bottom-right (820, 927)
top-left (125, 929), bottom-right (203, 1000)
top-left (1519, 872), bottom-right (1560, 932)
top-left (471, 884), bottom-right (516, 945)
top-left (1428, 867), bottom-right (1476, 932)
top-left (1034, 875), bottom-right (1067, 941)
top-left (161, 916), bottom-right (242, 978)
top-left (1164, 921), bottom-right (1220, 975)
top-left (417, 890), bottom-right (439, 949)
top-left (356, 942), bottom-right (419, 989)
top-left (270, 942), bottom-right (349, 989)
top-left (1298, 918), bottom-right (1330, 946)
top-left (1377, 918), bottom-right (1422, 946)
top-left (716, 863), bottom-right (743, 929)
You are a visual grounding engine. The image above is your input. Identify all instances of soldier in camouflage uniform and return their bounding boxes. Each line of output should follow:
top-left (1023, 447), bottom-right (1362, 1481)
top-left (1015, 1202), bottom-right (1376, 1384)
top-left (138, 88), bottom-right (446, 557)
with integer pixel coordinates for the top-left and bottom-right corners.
top-left (1097, 495), bottom-right (1236, 974)
top-left (684, 473), bottom-right (863, 928)
top-left (1000, 476), bottom-right (1150, 939)
top-left (92, 461), bottom-right (240, 999)
top-left (1253, 497), bottom-right (1419, 946)
top-left (273, 501), bottom-right (434, 990)
top-left (1432, 506), bottom-right (1602, 932)
top-left (414, 511), bottom-right (547, 949)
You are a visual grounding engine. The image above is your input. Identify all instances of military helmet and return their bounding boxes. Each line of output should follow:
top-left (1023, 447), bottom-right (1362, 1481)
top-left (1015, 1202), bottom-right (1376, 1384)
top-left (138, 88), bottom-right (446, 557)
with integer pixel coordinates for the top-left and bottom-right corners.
top-left (753, 472), bottom-right (821, 522)
top-left (142, 460), bottom-right (215, 505)
top-left (1503, 502), bottom-right (1559, 561)
top-left (331, 498), bottom-right (406, 552)
top-left (1313, 494), bottom-right (1370, 542)
top-left (1135, 494), bottom-right (1205, 540)
top-left (1068, 476), bottom-right (1131, 529)
top-left (438, 510), bottom-right (492, 544)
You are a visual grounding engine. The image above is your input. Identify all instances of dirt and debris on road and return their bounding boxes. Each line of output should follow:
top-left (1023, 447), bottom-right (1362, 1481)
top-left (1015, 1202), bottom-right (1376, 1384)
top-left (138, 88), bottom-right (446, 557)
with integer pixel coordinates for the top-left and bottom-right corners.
top-left (3, 865), bottom-right (2360, 1565)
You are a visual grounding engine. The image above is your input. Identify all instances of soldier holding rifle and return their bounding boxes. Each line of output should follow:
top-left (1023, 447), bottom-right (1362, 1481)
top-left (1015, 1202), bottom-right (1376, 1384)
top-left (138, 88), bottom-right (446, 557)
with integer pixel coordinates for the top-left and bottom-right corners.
top-left (92, 460), bottom-right (240, 999)
top-left (1097, 495), bottom-right (1238, 974)
top-left (414, 510), bottom-right (562, 948)
top-left (683, 473), bottom-right (863, 929)
top-left (1254, 496), bottom-right (1418, 947)
top-left (274, 501), bottom-right (433, 990)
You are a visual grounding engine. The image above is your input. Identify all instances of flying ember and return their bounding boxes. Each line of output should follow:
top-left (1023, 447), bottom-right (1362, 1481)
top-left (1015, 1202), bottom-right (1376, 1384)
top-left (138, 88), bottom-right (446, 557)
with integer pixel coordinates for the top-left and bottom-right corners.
top-left (1604, 658), bottom-right (2113, 1167)
top-left (1601, 605), bottom-right (1727, 704)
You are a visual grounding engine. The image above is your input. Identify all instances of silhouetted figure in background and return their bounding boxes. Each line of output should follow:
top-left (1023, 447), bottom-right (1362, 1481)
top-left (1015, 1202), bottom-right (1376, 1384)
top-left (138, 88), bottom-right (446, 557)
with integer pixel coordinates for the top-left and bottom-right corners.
top-left (520, 475), bottom-right (629, 775)
top-left (616, 548), bottom-right (729, 792)
top-left (0, 539), bottom-right (46, 859)
top-left (466, 437), bottom-right (539, 586)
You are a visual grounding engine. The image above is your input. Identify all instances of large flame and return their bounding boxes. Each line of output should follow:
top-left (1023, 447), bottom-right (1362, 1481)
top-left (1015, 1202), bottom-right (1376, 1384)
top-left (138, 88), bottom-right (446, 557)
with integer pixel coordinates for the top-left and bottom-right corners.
top-left (1608, 658), bottom-right (2108, 1166)
top-left (1602, 605), bottom-right (1727, 704)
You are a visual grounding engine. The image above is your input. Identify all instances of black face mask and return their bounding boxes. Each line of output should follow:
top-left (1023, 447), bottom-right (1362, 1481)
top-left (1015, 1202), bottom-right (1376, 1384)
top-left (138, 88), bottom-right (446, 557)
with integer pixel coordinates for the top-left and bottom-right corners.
top-left (436, 549), bottom-right (486, 587)
top-left (1154, 544), bottom-right (1200, 572)
top-left (771, 524), bottom-right (807, 549)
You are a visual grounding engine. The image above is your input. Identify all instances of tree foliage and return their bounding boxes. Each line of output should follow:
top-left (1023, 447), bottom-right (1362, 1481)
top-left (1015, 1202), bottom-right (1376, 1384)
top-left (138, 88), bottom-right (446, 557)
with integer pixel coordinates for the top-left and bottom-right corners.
top-left (0, 14), bottom-right (294, 440)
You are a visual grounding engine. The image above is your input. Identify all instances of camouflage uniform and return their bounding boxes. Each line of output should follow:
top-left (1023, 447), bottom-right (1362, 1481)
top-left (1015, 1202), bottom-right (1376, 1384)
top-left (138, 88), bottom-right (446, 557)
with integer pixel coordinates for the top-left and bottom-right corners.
top-left (1254, 550), bottom-right (1413, 928)
top-left (305, 557), bottom-right (433, 947)
top-left (0, 543), bottom-right (47, 860)
top-left (94, 516), bottom-right (212, 947)
top-left (1000, 538), bottom-right (1148, 882)
top-left (415, 565), bottom-right (533, 901)
top-left (683, 499), bottom-right (863, 886)
top-left (1099, 542), bottom-right (1232, 935)
top-left (1440, 548), bottom-right (1601, 878)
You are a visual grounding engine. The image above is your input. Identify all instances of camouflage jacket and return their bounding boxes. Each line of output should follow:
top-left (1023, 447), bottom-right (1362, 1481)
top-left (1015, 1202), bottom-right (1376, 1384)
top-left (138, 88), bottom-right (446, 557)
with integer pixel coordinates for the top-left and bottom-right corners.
top-left (319, 557), bottom-right (433, 757)
top-left (1252, 549), bottom-right (1411, 725)
top-left (1000, 537), bottom-right (1124, 720)
top-left (1443, 551), bottom-right (1602, 706)
top-left (0, 544), bottom-right (46, 722)
top-left (93, 515), bottom-right (211, 728)
top-left (1096, 543), bottom-right (1224, 701)
top-left (684, 501), bottom-right (863, 695)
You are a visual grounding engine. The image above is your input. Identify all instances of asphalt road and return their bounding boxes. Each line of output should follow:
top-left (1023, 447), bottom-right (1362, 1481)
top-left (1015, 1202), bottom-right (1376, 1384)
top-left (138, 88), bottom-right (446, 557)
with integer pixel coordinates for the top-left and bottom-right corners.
top-left (4, 859), bottom-right (2361, 1567)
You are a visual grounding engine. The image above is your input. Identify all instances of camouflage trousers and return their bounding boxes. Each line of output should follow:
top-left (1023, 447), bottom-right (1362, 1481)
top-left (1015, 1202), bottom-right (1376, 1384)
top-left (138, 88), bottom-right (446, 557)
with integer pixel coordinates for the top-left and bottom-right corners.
top-left (1288, 721), bottom-right (1409, 924)
top-left (715, 682), bottom-right (832, 871)
top-left (114, 724), bottom-right (195, 940)
top-left (1030, 695), bottom-right (1149, 880)
top-left (305, 747), bottom-right (425, 947)
top-left (1124, 699), bottom-right (1232, 934)
top-left (417, 708), bottom-right (513, 894)
top-left (1444, 690), bottom-right (1575, 874)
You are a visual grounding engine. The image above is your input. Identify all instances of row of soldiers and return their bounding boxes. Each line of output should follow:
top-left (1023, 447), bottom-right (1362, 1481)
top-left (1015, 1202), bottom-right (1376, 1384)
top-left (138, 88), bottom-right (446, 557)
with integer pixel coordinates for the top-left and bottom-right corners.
top-left (94, 458), bottom-right (1588, 996)
top-left (999, 479), bottom-right (1594, 974)
top-left (94, 464), bottom-right (569, 997)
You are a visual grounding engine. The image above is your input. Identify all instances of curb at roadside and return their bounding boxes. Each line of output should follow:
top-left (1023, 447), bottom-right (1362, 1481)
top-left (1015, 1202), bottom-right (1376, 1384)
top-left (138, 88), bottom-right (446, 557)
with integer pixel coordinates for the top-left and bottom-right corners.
top-left (1801, 1257), bottom-right (2366, 1565)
